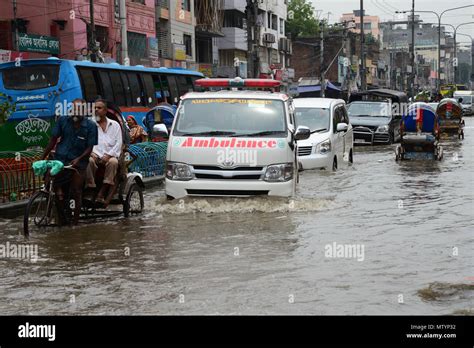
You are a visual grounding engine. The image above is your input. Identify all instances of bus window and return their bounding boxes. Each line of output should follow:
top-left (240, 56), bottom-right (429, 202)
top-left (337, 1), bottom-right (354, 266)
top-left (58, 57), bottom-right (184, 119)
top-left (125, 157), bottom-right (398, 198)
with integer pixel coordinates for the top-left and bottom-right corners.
top-left (109, 71), bottom-right (126, 107)
top-left (176, 75), bottom-right (193, 97)
top-left (2, 65), bottom-right (59, 91)
top-left (120, 72), bottom-right (132, 106)
top-left (152, 74), bottom-right (165, 103)
top-left (127, 72), bottom-right (143, 106)
top-left (99, 70), bottom-right (114, 102)
top-left (78, 68), bottom-right (99, 102)
top-left (166, 75), bottom-right (179, 105)
top-left (159, 74), bottom-right (172, 103)
top-left (142, 73), bottom-right (157, 107)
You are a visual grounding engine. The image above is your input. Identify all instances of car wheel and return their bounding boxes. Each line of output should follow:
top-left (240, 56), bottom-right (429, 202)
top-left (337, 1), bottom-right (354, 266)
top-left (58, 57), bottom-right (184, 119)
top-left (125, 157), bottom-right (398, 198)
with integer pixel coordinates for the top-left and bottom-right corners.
top-left (348, 149), bottom-right (353, 165)
top-left (332, 156), bottom-right (337, 171)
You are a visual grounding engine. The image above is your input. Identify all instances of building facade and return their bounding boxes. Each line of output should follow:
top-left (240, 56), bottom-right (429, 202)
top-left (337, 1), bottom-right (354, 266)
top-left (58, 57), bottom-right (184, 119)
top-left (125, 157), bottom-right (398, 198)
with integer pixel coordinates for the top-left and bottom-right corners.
top-left (340, 10), bottom-right (380, 40)
top-left (0, 0), bottom-right (156, 64)
top-left (216, 0), bottom-right (292, 78)
top-left (155, 0), bottom-right (196, 68)
top-left (380, 18), bottom-right (454, 90)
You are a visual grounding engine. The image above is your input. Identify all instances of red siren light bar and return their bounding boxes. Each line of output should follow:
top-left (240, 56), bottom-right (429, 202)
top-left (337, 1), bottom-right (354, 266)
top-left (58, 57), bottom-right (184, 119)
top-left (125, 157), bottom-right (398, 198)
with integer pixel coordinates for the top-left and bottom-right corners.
top-left (195, 77), bottom-right (281, 89)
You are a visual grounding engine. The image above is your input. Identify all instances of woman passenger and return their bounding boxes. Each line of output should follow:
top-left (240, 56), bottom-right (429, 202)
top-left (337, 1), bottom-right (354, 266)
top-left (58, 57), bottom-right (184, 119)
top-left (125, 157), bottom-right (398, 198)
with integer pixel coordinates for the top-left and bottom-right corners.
top-left (127, 115), bottom-right (148, 144)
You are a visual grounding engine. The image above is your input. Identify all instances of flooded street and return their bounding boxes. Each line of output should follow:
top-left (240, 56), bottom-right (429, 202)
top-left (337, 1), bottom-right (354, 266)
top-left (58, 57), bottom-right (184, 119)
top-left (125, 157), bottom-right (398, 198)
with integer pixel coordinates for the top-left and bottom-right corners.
top-left (1, 119), bottom-right (473, 315)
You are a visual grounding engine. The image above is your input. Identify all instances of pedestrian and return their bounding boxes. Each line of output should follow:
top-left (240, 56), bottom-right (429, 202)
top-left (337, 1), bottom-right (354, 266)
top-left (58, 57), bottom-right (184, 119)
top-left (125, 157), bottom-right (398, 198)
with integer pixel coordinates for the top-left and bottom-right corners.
top-left (127, 115), bottom-right (148, 144)
top-left (41, 98), bottom-right (98, 225)
top-left (76, 48), bottom-right (89, 61)
top-left (86, 99), bottom-right (123, 207)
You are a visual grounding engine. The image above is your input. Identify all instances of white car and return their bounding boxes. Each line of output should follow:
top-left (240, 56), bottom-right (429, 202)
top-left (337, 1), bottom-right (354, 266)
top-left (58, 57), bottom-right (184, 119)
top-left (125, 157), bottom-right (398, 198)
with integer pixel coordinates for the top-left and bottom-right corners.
top-left (294, 98), bottom-right (354, 170)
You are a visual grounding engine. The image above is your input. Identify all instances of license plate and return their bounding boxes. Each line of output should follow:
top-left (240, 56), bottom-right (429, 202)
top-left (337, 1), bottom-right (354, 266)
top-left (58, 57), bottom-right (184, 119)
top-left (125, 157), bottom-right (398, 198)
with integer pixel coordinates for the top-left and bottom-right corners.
top-left (354, 139), bottom-right (368, 143)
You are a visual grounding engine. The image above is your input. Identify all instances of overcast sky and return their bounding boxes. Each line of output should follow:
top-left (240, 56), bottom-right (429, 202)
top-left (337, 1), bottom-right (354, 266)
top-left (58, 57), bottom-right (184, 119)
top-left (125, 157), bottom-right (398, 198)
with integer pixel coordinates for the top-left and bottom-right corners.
top-left (310, 0), bottom-right (474, 42)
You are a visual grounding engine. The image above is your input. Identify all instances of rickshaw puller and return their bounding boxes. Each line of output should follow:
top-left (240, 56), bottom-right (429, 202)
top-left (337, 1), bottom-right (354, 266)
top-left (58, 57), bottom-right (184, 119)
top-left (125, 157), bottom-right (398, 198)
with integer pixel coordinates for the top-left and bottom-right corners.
top-left (41, 98), bottom-right (98, 225)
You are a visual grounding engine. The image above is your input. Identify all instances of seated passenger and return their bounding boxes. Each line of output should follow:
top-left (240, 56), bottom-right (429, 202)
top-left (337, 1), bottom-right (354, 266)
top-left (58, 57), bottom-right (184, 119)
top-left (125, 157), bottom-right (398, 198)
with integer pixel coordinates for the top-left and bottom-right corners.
top-left (86, 99), bottom-right (123, 206)
top-left (127, 115), bottom-right (148, 144)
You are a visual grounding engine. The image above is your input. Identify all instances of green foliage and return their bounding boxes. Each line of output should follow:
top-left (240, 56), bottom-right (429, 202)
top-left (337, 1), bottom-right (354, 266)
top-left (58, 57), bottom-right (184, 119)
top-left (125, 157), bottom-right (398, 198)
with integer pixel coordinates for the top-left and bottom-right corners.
top-left (0, 92), bottom-right (16, 125)
top-left (365, 33), bottom-right (379, 45)
top-left (287, 0), bottom-right (320, 39)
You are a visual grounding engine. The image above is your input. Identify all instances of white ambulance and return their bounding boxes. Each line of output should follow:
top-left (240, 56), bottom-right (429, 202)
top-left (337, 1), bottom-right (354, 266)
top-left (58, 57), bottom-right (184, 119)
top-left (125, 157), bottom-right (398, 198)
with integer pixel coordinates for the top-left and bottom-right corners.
top-left (164, 78), bottom-right (310, 199)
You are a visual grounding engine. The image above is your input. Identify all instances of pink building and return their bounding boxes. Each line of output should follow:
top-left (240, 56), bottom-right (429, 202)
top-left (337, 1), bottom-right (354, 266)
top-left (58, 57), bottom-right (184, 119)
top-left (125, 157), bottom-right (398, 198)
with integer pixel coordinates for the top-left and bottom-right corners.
top-left (341, 10), bottom-right (380, 40)
top-left (0, 0), bottom-right (155, 65)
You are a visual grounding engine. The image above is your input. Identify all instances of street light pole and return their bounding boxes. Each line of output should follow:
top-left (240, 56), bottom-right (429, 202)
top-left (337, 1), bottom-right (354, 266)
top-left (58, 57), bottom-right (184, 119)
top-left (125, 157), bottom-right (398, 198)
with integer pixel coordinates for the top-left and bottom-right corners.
top-left (410, 0), bottom-right (415, 98)
top-left (320, 28), bottom-right (325, 97)
top-left (396, 5), bottom-right (474, 93)
top-left (119, 0), bottom-right (129, 66)
top-left (456, 33), bottom-right (474, 87)
top-left (360, 0), bottom-right (366, 92)
top-left (453, 22), bottom-right (474, 83)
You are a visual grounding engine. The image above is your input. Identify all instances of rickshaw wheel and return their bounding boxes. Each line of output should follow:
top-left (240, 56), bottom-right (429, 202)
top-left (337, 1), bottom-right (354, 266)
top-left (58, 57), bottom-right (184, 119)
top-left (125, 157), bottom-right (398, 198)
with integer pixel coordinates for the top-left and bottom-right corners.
top-left (23, 191), bottom-right (57, 237)
top-left (123, 183), bottom-right (144, 217)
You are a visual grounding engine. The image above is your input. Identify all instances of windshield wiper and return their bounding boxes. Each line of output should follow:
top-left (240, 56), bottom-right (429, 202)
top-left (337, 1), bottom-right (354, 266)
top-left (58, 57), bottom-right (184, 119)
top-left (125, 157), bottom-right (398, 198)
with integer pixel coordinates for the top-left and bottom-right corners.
top-left (179, 131), bottom-right (237, 136)
top-left (310, 128), bottom-right (327, 133)
top-left (232, 130), bottom-right (285, 137)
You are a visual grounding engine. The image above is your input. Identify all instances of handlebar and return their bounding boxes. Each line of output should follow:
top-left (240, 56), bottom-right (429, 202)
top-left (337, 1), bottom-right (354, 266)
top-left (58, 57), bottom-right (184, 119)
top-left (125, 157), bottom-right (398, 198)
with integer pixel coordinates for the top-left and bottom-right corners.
top-left (63, 165), bottom-right (79, 173)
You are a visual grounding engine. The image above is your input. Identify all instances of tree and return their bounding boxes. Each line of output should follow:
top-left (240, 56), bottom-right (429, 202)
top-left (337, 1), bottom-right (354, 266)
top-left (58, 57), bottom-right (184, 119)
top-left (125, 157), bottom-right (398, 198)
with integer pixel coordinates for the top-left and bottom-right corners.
top-left (287, 0), bottom-right (320, 39)
top-left (0, 92), bottom-right (16, 125)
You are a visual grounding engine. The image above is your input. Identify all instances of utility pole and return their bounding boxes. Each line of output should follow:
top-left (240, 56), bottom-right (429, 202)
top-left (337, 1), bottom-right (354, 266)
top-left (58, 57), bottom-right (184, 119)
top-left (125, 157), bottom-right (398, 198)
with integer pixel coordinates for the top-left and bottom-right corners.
top-left (13, 0), bottom-right (19, 51)
top-left (89, 0), bottom-right (97, 62)
top-left (320, 28), bottom-right (325, 97)
top-left (453, 31), bottom-right (457, 83)
top-left (360, 0), bottom-right (366, 91)
top-left (410, 0), bottom-right (415, 98)
top-left (119, 0), bottom-right (129, 65)
top-left (246, 0), bottom-right (257, 78)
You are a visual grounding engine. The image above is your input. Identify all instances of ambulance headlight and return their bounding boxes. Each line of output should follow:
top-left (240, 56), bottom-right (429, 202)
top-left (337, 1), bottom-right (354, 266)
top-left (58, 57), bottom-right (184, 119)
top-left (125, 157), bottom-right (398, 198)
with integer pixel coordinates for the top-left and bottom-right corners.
top-left (264, 163), bottom-right (294, 182)
top-left (166, 162), bottom-right (194, 181)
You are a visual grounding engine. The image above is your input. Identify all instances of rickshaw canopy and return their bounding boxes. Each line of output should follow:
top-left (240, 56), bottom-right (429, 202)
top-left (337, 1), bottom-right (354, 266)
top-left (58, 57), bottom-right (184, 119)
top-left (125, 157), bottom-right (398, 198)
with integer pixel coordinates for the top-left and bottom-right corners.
top-left (436, 98), bottom-right (463, 120)
top-left (402, 102), bottom-right (437, 133)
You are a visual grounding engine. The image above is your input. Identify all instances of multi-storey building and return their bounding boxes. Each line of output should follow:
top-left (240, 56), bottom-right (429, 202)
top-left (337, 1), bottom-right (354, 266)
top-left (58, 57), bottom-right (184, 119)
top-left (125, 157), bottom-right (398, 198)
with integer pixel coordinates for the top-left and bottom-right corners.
top-left (155, 0), bottom-right (196, 68)
top-left (380, 18), bottom-right (454, 90)
top-left (340, 10), bottom-right (380, 40)
top-left (216, 0), bottom-right (291, 78)
top-left (0, 0), bottom-right (156, 64)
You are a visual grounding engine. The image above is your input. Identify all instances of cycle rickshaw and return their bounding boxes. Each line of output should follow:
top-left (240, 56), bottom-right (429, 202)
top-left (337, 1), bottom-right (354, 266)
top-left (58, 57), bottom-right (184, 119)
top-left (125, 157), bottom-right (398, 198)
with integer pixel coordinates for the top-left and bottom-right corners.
top-left (23, 158), bottom-right (144, 236)
top-left (436, 98), bottom-right (465, 140)
top-left (395, 102), bottom-right (443, 161)
top-left (23, 101), bottom-right (144, 237)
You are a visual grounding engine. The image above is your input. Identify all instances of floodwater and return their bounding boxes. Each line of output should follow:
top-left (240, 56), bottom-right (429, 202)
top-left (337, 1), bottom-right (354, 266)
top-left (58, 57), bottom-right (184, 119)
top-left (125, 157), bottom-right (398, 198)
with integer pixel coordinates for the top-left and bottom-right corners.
top-left (0, 119), bottom-right (473, 315)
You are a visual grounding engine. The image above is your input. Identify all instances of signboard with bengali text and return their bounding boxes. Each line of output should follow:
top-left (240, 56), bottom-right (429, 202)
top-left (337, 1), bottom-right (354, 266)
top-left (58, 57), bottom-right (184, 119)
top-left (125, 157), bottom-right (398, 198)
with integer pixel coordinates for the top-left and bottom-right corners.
top-left (18, 34), bottom-right (60, 54)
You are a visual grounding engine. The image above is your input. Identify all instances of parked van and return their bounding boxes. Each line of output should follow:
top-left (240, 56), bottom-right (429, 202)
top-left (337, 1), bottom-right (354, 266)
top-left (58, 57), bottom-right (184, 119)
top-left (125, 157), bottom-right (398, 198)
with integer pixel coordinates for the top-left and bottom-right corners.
top-left (453, 91), bottom-right (474, 116)
top-left (165, 78), bottom-right (310, 199)
top-left (294, 98), bottom-right (354, 170)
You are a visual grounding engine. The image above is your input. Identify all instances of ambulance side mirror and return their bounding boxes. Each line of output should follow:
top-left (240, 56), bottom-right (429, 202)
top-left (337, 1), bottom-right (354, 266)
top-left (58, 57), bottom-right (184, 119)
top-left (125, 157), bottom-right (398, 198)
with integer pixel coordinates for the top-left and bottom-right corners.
top-left (294, 126), bottom-right (310, 140)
